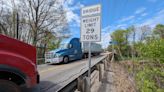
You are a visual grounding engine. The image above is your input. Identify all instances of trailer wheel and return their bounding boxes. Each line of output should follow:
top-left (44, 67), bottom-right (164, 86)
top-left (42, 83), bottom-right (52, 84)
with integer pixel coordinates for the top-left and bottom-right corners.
top-left (83, 54), bottom-right (88, 59)
top-left (63, 56), bottom-right (69, 63)
top-left (0, 80), bottom-right (21, 92)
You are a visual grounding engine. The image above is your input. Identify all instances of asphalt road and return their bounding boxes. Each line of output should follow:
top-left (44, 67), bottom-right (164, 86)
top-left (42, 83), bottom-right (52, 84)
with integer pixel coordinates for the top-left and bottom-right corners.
top-left (22, 55), bottom-right (107, 92)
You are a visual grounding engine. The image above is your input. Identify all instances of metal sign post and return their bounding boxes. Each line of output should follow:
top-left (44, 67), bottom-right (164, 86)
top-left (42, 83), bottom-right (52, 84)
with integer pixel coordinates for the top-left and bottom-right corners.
top-left (88, 42), bottom-right (91, 91)
top-left (81, 4), bottom-right (101, 92)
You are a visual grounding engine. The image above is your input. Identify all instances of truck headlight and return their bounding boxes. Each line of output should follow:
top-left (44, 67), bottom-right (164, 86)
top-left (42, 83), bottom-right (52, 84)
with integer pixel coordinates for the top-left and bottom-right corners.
top-left (54, 53), bottom-right (61, 58)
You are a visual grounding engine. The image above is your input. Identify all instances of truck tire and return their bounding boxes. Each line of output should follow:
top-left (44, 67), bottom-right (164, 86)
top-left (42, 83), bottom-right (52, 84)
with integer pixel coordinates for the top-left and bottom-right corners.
top-left (83, 54), bottom-right (88, 59)
top-left (63, 56), bottom-right (69, 63)
top-left (0, 80), bottom-right (21, 92)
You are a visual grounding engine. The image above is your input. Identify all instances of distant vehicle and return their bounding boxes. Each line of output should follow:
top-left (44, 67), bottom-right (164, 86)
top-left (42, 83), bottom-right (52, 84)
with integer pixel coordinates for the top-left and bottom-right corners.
top-left (45, 38), bottom-right (103, 64)
top-left (0, 34), bottom-right (39, 92)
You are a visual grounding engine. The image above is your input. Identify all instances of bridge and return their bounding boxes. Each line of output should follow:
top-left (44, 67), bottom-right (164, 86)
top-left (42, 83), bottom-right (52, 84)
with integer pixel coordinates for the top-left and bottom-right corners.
top-left (23, 53), bottom-right (112, 92)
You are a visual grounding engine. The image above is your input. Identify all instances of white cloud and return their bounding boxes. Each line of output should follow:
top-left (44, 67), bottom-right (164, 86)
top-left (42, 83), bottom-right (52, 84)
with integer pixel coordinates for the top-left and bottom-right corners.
top-left (98, 26), bottom-right (112, 48)
top-left (102, 26), bottom-right (110, 33)
top-left (116, 24), bottom-right (128, 29)
top-left (65, 0), bottom-right (74, 5)
top-left (57, 0), bottom-right (74, 5)
top-left (119, 7), bottom-right (147, 23)
top-left (139, 9), bottom-right (164, 28)
top-left (66, 10), bottom-right (80, 26)
top-left (69, 2), bottom-right (84, 11)
top-left (135, 7), bottom-right (146, 14)
top-left (61, 0), bottom-right (84, 27)
top-left (120, 16), bottom-right (135, 22)
top-left (157, 9), bottom-right (164, 14)
top-left (141, 13), bottom-right (148, 17)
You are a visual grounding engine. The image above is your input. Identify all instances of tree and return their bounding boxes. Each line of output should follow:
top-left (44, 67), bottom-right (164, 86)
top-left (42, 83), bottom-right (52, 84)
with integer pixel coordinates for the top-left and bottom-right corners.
top-left (140, 25), bottom-right (151, 42)
top-left (0, 0), bottom-right (69, 61)
top-left (111, 29), bottom-right (127, 59)
top-left (20, 0), bottom-right (68, 46)
top-left (154, 24), bottom-right (164, 39)
top-left (128, 26), bottom-right (136, 58)
top-left (0, 0), bottom-right (14, 36)
top-left (37, 31), bottom-right (60, 58)
top-left (0, 0), bottom-right (23, 39)
top-left (0, 0), bottom-right (68, 46)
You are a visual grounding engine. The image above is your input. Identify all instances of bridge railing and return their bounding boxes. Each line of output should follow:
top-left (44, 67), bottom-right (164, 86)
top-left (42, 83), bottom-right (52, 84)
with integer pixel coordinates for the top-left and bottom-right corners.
top-left (58, 53), bottom-right (112, 92)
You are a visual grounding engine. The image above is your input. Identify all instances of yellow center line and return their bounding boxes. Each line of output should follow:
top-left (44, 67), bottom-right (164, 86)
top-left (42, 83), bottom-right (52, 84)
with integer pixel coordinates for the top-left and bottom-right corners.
top-left (39, 65), bottom-right (64, 74)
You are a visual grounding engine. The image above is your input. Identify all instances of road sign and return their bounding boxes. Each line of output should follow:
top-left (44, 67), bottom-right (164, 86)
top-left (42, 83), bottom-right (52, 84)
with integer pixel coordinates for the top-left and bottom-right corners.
top-left (81, 16), bottom-right (101, 42)
top-left (81, 4), bottom-right (102, 92)
top-left (81, 4), bottom-right (101, 17)
top-left (81, 4), bottom-right (101, 42)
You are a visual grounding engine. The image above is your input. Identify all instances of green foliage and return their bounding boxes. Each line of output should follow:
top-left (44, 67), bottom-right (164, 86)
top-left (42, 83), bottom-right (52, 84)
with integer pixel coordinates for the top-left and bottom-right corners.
top-left (47, 39), bottom-right (60, 51)
top-left (110, 24), bottom-right (164, 92)
top-left (45, 33), bottom-right (60, 51)
top-left (136, 66), bottom-right (156, 92)
top-left (135, 64), bottom-right (164, 92)
top-left (110, 24), bottom-right (164, 62)
top-left (111, 29), bottom-right (132, 58)
top-left (135, 39), bottom-right (164, 63)
top-left (111, 29), bottom-right (127, 44)
top-left (154, 24), bottom-right (164, 39)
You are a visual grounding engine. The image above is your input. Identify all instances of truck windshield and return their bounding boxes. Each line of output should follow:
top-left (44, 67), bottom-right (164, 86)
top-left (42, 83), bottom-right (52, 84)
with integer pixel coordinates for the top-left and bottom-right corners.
top-left (59, 44), bottom-right (68, 49)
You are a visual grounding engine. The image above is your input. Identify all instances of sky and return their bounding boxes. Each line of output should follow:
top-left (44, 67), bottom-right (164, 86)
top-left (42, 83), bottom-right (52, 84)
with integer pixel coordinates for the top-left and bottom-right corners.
top-left (63, 0), bottom-right (164, 48)
top-left (2, 0), bottom-right (164, 48)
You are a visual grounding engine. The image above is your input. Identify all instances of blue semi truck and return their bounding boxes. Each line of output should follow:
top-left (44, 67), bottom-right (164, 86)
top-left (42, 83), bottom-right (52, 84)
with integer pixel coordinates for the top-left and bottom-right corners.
top-left (45, 38), bottom-right (103, 64)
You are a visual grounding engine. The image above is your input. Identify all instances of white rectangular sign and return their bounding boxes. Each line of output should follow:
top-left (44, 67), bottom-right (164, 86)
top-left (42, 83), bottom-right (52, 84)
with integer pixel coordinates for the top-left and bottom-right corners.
top-left (81, 4), bottom-right (101, 17)
top-left (81, 16), bottom-right (101, 42)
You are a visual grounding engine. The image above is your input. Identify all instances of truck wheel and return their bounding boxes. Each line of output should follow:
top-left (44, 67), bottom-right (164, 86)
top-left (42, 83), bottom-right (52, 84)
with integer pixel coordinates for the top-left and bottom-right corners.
top-left (63, 56), bottom-right (69, 63)
top-left (83, 54), bottom-right (88, 59)
top-left (0, 80), bottom-right (21, 92)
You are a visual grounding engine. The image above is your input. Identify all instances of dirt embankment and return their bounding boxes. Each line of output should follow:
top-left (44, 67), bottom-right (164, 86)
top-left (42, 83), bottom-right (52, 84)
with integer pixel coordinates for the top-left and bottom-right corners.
top-left (99, 62), bottom-right (136, 92)
top-left (111, 62), bottom-right (136, 92)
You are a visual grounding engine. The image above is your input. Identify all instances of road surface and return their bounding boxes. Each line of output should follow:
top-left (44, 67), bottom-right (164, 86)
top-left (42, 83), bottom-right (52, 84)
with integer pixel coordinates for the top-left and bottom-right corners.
top-left (22, 55), bottom-right (107, 92)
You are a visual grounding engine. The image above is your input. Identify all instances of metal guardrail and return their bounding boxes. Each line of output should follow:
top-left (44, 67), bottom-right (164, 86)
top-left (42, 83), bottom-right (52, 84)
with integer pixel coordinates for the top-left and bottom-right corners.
top-left (58, 53), bottom-right (112, 92)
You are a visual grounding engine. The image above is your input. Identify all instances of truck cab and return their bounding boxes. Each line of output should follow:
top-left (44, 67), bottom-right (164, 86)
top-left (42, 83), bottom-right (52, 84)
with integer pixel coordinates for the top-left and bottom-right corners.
top-left (45, 38), bottom-right (83, 64)
top-left (0, 34), bottom-right (39, 92)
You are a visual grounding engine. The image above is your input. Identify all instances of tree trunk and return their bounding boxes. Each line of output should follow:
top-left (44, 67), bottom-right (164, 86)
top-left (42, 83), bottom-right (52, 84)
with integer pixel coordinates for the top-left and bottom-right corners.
top-left (33, 32), bottom-right (37, 46)
top-left (117, 45), bottom-right (124, 60)
top-left (42, 43), bottom-right (47, 58)
top-left (0, 23), bottom-right (8, 35)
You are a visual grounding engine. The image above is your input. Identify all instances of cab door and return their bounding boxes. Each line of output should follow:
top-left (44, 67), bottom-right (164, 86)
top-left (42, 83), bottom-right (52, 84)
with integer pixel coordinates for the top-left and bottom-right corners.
top-left (69, 38), bottom-right (82, 60)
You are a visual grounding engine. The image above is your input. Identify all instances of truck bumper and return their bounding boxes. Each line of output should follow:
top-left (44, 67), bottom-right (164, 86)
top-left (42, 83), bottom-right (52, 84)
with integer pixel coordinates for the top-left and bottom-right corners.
top-left (45, 57), bottom-right (63, 64)
top-left (37, 74), bottom-right (40, 84)
top-left (27, 71), bottom-right (40, 88)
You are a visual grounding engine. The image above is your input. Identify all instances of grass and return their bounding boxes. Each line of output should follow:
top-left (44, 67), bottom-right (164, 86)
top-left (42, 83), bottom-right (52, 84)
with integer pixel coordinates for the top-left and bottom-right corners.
top-left (119, 59), bottom-right (164, 92)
